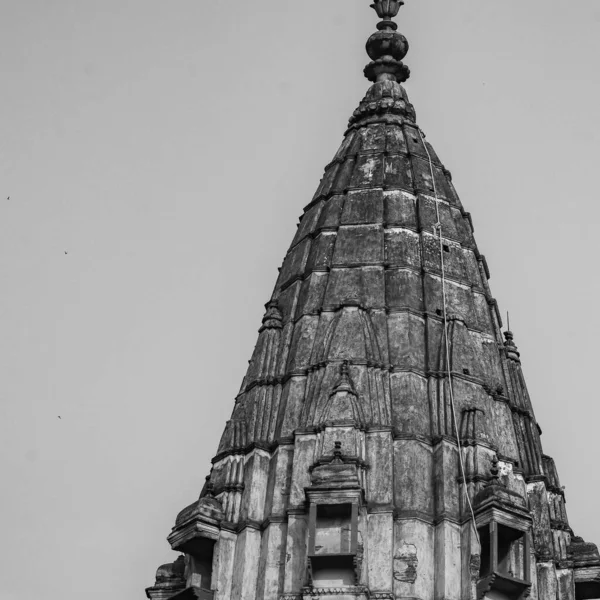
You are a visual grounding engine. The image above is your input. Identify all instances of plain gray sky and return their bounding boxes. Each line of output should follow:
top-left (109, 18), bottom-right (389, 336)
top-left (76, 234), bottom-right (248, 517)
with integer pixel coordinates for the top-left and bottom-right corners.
top-left (1, 1), bottom-right (599, 598)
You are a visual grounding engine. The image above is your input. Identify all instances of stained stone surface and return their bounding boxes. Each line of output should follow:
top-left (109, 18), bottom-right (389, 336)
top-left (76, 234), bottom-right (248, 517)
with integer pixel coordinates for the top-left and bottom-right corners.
top-left (146, 4), bottom-right (600, 600)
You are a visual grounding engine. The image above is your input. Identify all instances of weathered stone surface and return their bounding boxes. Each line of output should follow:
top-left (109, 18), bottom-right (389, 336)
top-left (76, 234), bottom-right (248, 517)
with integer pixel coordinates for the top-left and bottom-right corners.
top-left (214, 530), bottom-right (236, 600)
top-left (147, 3), bottom-right (597, 599)
top-left (394, 519), bottom-right (434, 599)
top-left (230, 528), bottom-right (261, 600)
top-left (366, 512), bottom-right (393, 591)
top-left (283, 514), bottom-right (308, 593)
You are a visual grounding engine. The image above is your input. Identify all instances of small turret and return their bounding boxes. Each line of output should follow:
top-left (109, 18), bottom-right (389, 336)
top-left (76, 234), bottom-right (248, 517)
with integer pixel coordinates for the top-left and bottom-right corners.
top-left (504, 330), bottom-right (521, 363)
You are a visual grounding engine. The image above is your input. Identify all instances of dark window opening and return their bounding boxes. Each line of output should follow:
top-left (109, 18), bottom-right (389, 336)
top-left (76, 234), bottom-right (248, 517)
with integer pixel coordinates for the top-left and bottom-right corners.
top-left (186, 537), bottom-right (215, 591)
top-left (308, 502), bottom-right (358, 588)
top-left (498, 524), bottom-right (525, 579)
top-left (478, 523), bottom-right (528, 582)
top-left (443, 244), bottom-right (450, 252)
top-left (315, 504), bottom-right (352, 555)
top-left (479, 526), bottom-right (492, 577)
top-left (463, 368), bottom-right (470, 376)
top-left (436, 309), bottom-right (443, 316)
top-left (311, 555), bottom-right (355, 587)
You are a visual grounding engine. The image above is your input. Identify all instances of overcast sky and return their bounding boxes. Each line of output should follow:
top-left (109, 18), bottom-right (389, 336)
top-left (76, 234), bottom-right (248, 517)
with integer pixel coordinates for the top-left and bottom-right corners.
top-left (1, 1), bottom-right (599, 599)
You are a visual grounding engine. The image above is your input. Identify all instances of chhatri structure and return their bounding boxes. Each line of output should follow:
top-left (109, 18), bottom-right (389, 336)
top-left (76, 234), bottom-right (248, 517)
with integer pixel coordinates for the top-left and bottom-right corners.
top-left (146, 3), bottom-right (600, 600)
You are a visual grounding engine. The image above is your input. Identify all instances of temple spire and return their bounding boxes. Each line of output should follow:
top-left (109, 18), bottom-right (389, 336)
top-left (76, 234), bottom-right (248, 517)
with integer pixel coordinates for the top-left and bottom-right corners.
top-left (147, 4), bottom-right (600, 599)
top-left (365, 0), bottom-right (410, 83)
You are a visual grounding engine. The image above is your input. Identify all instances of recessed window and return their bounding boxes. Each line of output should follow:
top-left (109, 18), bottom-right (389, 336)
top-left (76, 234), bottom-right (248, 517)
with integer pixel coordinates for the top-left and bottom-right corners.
top-left (186, 537), bottom-right (215, 592)
top-left (436, 309), bottom-right (442, 316)
top-left (479, 523), bottom-right (529, 582)
top-left (315, 504), bottom-right (352, 555)
top-left (443, 244), bottom-right (450, 252)
top-left (311, 555), bottom-right (355, 587)
top-left (463, 368), bottom-right (470, 376)
top-left (308, 502), bottom-right (358, 588)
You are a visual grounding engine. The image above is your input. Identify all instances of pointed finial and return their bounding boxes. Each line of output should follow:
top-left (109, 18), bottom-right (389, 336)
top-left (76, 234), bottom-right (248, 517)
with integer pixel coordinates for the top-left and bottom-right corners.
top-left (341, 360), bottom-right (350, 378)
top-left (503, 329), bottom-right (521, 362)
top-left (371, 0), bottom-right (403, 29)
top-left (489, 456), bottom-right (500, 485)
top-left (204, 476), bottom-right (215, 498)
top-left (331, 360), bottom-right (356, 396)
top-left (332, 441), bottom-right (344, 463)
top-left (365, 0), bottom-right (410, 83)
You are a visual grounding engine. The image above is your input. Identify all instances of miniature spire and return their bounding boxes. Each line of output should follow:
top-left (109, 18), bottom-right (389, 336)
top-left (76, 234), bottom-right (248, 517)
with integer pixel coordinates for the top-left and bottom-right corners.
top-left (331, 360), bottom-right (356, 396)
top-left (504, 330), bottom-right (521, 363)
top-left (320, 361), bottom-right (365, 426)
top-left (259, 300), bottom-right (283, 331)
top-left (365, 0), bottom-right (410, 83)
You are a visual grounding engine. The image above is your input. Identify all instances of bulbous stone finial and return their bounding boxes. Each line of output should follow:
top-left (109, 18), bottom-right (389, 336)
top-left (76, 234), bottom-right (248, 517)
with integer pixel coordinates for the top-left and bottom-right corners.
top-left (504, 330), bottom-right (521, 363)
top-left (365, 0), bottom-right (410, 83)
top-left (490, 456), bottom-right (500, 484)
top-left (332, 441), bottom-right (344, 463)
top-left (260, 300), bottom-right (283, 331)
top-left (205, 480), bottom-right (215, 498)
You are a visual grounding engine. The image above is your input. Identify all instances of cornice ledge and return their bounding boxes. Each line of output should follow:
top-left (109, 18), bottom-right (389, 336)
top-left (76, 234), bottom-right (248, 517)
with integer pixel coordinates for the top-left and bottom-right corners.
top-left (211, 441), bottom-right (278, 465)
top-left (393, 509), bottom-right (434, 524)
top-left (302, 586), bottom-right (369, 596)
top-left (366, 505), bottom-right (394, 514)
top-left (392, 431), bottom-right (432, 446)
top-left (262, 514), bottom-right (288, 528)
top-left (238, 519), bottom-right (262, 532)
top-left (365, 425), bottom-right (394, 434)
top-left (287, 506), bottom-right (308, 516)
top-left (525, 474), bottom-right (548, 486)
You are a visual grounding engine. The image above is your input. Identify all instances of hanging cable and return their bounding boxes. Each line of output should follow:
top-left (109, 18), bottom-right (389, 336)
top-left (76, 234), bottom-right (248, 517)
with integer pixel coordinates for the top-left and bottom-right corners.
top-left (417, 127), bottom-right (481, 551)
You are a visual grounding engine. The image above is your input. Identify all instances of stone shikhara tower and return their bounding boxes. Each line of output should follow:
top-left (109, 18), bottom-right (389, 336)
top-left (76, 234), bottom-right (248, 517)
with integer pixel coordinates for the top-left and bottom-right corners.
top-left (146, 3), bottom-right (600, 600)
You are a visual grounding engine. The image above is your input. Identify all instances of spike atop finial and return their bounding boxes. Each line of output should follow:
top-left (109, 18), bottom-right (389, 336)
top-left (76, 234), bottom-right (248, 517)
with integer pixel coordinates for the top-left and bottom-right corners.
top-left (365, 0), bottom-right (410, 83)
